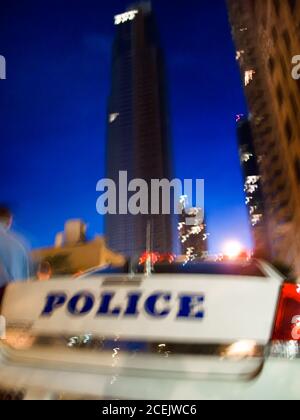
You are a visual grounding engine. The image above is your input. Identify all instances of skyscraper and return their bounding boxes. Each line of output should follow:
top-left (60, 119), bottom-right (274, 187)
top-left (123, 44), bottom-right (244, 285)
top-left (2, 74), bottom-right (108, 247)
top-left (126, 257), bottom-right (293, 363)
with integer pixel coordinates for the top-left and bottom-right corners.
top-left (105, 3), bottom-right (173, 257)
top-left (237, 116), bottom-right (270, 259)
top-left (178, 196), bottom-right (208, 262)
top-left (227, 0), bottom-right (300, 273)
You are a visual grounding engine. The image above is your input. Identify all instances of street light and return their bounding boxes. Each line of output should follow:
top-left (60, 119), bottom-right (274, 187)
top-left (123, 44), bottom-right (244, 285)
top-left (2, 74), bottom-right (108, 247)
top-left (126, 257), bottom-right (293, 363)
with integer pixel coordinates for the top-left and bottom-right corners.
top-left (223, 240), bottom-right (244, 260)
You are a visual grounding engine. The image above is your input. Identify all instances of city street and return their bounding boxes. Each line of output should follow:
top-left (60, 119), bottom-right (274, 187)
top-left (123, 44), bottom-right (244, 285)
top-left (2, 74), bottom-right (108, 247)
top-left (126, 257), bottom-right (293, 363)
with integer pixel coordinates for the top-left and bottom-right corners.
top-left (0, 0), bottom-right (300, 402)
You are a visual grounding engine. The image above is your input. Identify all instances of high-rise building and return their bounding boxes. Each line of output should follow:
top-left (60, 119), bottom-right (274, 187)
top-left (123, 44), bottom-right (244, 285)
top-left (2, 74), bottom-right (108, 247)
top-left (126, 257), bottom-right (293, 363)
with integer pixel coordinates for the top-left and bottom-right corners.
top-left (227, 0), bottom-right (300, 273)
top-left (237, 116), bottom-right (270, 259)
top-left (178, 196), bottom-right (209, 263)
top-left (105, 2), bottom-right (173, 257)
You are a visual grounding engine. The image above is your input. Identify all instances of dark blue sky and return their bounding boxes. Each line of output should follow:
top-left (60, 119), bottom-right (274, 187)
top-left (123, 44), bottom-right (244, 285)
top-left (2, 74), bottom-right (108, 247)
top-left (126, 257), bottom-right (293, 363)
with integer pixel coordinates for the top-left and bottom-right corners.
top-left (0, 0), bottom-right (251, 253)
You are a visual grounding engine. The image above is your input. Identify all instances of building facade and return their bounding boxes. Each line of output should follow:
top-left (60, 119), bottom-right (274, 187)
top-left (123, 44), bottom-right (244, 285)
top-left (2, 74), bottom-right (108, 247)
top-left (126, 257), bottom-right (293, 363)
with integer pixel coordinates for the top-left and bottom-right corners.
top-left (227, 0), bottom-right (300, 273)
top-left (32, 220), bottom-right (125, 276)
top-left (178, 196), bottom-right (209, 263)
top-left (237, 117), bottom-right (270, 259)
top-left (105, 3), bottom-right (174, 257)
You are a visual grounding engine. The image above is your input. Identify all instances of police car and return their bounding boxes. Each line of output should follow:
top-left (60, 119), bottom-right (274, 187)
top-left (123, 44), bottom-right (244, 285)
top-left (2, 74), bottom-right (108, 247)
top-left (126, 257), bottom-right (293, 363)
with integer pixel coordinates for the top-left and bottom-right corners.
top-left (0, 257), bottom-right (299, 400)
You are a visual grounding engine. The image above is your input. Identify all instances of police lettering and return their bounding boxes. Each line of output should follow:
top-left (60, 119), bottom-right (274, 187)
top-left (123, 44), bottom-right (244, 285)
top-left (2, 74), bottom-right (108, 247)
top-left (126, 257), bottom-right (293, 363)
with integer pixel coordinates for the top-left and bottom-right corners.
top-left (41, 291), bottom-right (205, 320)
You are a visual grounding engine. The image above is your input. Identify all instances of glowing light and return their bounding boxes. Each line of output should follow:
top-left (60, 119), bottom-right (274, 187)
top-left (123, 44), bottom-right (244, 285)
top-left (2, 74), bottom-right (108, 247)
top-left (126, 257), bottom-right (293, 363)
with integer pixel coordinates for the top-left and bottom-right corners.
top-left (223, 240), bottom-right (243, 259)
top-left (68, 336), bottom-right (79, 347)
top-left (178, 198), bottom-right (209, 264)
top-left (112, 347), bottom-right (120, 358)
top-left (291, 316), bottom-right (300, 340)
top-left (179, 195), bottom-right (188, 212)
top-left (244, 69), bottom-right (256, 86)
top-left (183, 247), bottom-right (196, 265)
top-left (178, 222), bottom-right (185, 231)
top-left (249, 206), bottom-right (257, 215)
top-left (236, 50), bottom-right (245, 61)
top-left (82, 334), bottom-right (92, 344)
top-left (246, 176), bottom-right (260, 184)
top-left (240, 152), bottom-right (253, 163)
top-left (114, 10), bottom-right (138, 25)
top-left (109, 113), bottom-right (119, 123)
top-left (236, 113), bottom-right (244, 122)
top-left (251, 214), bottom-right (263, 226)
top-left (190, 226), bottom-right (202, 235)
top-left (244, 175), bottom-right (261, 194)
top-left (245, 185), bottom-right (257, 194)
top-left (225, 340), bottom-right (257, 359)
top-left (139, 252), bottom-right (175, 265)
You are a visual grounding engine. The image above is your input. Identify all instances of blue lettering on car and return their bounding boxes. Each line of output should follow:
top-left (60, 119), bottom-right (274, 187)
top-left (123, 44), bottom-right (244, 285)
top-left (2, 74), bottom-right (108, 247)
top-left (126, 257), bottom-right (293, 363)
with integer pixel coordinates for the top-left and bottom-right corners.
top-left (40, 291), bottom-right (205, 320)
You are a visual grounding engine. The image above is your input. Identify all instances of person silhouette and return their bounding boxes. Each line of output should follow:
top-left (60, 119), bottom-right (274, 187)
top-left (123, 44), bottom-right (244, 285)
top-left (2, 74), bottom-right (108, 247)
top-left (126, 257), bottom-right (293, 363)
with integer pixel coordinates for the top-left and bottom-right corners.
top-left (0, 205), bottom-right (30, 288)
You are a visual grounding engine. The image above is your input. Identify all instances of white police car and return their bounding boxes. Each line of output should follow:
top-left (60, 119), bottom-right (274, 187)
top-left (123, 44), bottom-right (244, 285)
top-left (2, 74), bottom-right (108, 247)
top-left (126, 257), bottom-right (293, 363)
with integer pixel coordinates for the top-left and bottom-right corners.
top-left (0, 258), bottom-right (299, 400)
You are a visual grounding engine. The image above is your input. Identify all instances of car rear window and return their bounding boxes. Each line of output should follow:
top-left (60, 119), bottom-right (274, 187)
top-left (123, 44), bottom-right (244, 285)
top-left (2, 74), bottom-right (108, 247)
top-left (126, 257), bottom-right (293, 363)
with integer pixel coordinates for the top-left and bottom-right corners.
top-left (89, 261), bottom-right (266, 277)
top-left (137, 261), bottom-right (266, 276)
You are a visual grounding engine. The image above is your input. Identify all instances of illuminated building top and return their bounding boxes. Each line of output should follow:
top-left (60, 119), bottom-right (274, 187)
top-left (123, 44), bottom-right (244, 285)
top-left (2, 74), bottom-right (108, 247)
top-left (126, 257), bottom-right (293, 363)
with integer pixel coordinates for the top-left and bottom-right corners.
top-left (114, 10), bottom-right (139, 25)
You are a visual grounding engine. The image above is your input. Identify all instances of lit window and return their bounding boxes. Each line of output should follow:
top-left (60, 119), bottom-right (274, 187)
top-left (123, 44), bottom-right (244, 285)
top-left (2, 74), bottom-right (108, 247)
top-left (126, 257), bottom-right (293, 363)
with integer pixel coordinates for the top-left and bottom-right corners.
top-left (244, 176), bottom-right (261, 194)
top-left (240, 152), bottom-right (253, 163)
top-left (109, 113), bottom-right (120, 123)
top-left (114, 10), bottom-right (138, 25)
top-left (251, 214), bottom-right (263, 226)
top-left (246, 176), bottom-right (261, 184)
top-left (249, 206), bottom-right (257, 215)
top-left (236, 50), bottom-right (245, 61)
top-left (245, 70), bottom-right (256, 86)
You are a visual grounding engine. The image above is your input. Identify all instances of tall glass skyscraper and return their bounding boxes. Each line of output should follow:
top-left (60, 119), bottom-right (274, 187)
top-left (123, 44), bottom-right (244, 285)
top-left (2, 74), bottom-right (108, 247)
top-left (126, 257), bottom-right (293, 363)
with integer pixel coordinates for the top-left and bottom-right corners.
top-left (105, 2), bottom-right (174, 257)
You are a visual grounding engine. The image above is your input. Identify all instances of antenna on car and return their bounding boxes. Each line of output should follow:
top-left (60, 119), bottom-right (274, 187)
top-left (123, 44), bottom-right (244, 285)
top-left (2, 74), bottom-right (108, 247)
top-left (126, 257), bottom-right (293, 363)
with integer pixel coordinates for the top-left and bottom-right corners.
top-left (145, 219), bottom-right (153, 276)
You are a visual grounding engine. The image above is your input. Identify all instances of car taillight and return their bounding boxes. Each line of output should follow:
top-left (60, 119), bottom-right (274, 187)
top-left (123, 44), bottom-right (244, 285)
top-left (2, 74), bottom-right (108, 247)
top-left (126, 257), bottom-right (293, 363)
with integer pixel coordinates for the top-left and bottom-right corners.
top-left (272, 283), bottom-right (300, 341)
top-left (138, 252), bottom-right (176, 265)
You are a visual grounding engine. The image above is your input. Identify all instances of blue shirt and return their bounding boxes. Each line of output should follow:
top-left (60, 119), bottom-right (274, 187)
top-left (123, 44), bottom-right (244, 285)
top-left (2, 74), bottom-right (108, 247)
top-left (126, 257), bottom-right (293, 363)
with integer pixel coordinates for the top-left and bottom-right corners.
top-left (0, 225), bottom-right (29, 287)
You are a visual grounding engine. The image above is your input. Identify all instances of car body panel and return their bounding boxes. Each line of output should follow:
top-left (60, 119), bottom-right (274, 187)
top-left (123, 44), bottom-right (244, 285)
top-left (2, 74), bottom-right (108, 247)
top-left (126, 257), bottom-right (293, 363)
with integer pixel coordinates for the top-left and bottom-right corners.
top-left (0, 354), bottom-right (299, 400)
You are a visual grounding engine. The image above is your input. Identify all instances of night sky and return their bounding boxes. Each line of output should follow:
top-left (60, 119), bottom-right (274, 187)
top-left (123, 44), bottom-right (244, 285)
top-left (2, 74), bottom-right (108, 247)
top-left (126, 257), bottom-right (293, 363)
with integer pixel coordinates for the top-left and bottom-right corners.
top-left (0, 0), bottom-right (251, 253)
